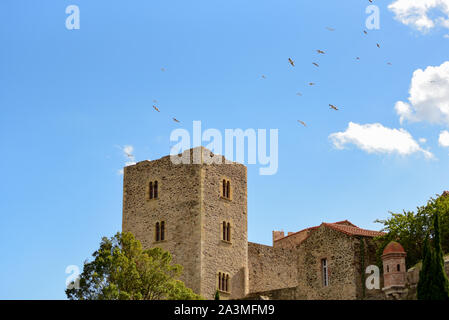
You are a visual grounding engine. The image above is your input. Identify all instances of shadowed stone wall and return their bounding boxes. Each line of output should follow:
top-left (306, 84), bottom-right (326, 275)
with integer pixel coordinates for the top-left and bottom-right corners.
top-left (248, 242), bottom-right (298, 293)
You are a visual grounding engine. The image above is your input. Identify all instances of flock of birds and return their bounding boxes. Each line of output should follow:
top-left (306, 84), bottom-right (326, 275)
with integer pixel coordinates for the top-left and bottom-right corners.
top-left (151, 97), bottom-right (180, 123)
top-left (284, 13), bottom-right (389, 127)
top-left (150, 0), bottom-right (391, 129)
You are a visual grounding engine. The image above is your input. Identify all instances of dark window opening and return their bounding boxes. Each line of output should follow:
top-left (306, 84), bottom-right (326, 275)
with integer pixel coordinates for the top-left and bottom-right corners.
top-left (222, 180), bottom-right (226, 197)
top-left (218, 272), bottom-right (230, 293)
top-left (222, 221), bottom-right (226, 241)
top-left (155, 222), bottom-right (160, 242)
top-left (160, 221), bottom-right (165, 241)
top-left (154, 181), bottom-right (158, 199)
top-left (322, 259), bottom-right (329, 287)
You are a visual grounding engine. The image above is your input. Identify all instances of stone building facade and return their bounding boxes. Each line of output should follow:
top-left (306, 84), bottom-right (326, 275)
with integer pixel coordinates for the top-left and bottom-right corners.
top-left (121, 148), bottom-right (416, 300)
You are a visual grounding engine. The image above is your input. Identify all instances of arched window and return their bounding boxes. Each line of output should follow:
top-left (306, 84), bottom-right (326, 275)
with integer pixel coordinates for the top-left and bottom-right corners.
top-left (218, 272), bottom-right (230, 293)
top-left (148, 180), bottom-right (159, 200)
top-left (223, 180), bottom-right (226, 197)
top-left (221, 274), bottom-right (226, 292)
top-left (160, 221), bottom-right (165, 241)
top-left (155, 222), bottom-right (160, 241)
top-left (397, 264), bottom-right (400, 272)
top-left (221, 221), bottom-right (231, 242)
top-left (222, 221), bottom-right (227, 241)
top-left (154, 181), bottom-right (158, 199)
top-left (149, 182), bottom-right (153, 200)
top-left (221, 179), bottom-right (231, 199)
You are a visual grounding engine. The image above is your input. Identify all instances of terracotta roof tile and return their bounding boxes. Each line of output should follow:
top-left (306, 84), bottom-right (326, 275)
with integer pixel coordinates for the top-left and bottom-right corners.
top-left (382, 241), bottom-right (405, 254)
top-left (274, 220), bottom-right (384, 243)
top-left (323, 223), bottom-right (385, 238)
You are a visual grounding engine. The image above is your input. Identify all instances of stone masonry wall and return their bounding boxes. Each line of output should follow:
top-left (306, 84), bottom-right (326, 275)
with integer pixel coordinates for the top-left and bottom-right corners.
top-left (122, 155), bottom-right (203, 294)
top-left (296, 225), bottom-right (358, 299)
top-left (248, 242), bottom-right (298, 294)
top-left (273, 228), bottom-right (315, 249)
top-left (353, 237), bottom-right (385, 300)
top-left (200, 158), bottom-right (248, 299)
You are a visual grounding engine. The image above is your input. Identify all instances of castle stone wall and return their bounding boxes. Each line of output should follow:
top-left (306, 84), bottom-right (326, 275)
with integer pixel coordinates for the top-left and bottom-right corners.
top-left (200, 160), bottom-right (248, 299)
top-left (296, 225), bottom-right (358, 299)
top-left (122, 156), bottom-right (203, 294)
top-left (248, 242), bottom-right (298, 293)
top-left (273, 228), bottom-right (314, 249)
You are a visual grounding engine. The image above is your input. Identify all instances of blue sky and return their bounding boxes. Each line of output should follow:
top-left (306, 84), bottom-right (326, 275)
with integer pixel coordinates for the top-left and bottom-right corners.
top-left (1, 0), bottom-right (449, 299)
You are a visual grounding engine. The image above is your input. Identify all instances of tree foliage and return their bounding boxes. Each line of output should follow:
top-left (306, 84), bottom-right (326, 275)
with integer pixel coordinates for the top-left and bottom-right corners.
top-left (417, 213), bottom-right (449, 300)
top-left (417, 235), bottom-right (433, 299)
top-left (375, 193), bottom-right (449, 268)
top-left (66, 232), bottom-right (202, 300)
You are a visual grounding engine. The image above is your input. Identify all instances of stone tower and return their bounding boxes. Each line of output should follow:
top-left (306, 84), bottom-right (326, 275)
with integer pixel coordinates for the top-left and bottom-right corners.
top-left (122, 147), bottom-right (248, 299)
top-left (381, 241), bottom-right (407, 299)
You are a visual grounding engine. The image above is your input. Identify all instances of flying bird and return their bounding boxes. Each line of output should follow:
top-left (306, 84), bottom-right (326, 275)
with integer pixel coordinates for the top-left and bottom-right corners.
top-left (329, 104), bottom-right (339, 111)
top-left (261, 75), bottom-right (266, 79)
top-left (312, 62), bottom-right (319, 67)
top-left (317, 50), bottom-right (325, 54)
top-left (296, 92), bottom-right (303, 96)
top-left (161, 67), bottom-right (166, 72)
top-left (152, 105), bottom-right (160, 112)
top-left (376, 43), bottom-right (380, 48)
top-left (297, 120), bottom-right (307, 127)
top-left (173, 117), bottom-right (180, 123)
top-left (152, 99), bottom-right (158, 103)
top-left (288, 58), bottom-right (295, 67)
top-left (356, 57), bottom-right (360, 60)
top-left (124, 150), bottom-right (133, 159)
top-left (309, 82), bottom-right (315, 86)
top-left (363, 30), bottom-right (368, 35)
top-left (326, 27), bottom-right (335, 31)
top-left (387, 62), bottom-right (392, 65)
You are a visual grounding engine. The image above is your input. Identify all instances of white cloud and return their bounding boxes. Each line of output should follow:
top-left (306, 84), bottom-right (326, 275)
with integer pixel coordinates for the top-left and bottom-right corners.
top-left (419, 137), bottom-right (428, 144)
top-left (116, 145), bottom-right (136, 175)
top-left (388, 0), bottom-right (449, 32)
top-left (395, 61), bottom-right (449, 125)
top-left (329, 122), bottom-right (433, 158)
top-left (439, 130), bottom-right (449, 146)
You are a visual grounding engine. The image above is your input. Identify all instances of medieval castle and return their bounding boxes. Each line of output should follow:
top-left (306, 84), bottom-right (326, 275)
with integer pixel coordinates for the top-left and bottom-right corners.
top-left (122, 147), bottom-right (443, 300)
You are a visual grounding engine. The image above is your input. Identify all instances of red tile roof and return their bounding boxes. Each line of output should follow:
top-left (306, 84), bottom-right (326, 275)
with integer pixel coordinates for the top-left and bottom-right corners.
top-left (383, 241), bottom-right (405, 254)
top-left (274, 220), bottom-right (385, 243)
top-left (333, 220), bottom-right (358, 227)
top-left (323, 223), bottom-right (385, 238)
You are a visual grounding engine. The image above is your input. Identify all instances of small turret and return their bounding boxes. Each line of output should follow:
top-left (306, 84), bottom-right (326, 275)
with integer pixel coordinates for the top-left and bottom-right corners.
top-left (381, 241), bottom-right (407, 299)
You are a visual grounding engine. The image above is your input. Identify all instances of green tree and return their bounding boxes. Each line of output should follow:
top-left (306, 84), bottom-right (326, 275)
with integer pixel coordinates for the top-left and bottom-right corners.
top-left (417, 235), bottom-right (433, 300)
top-left (66, 232), bottom-right (202, 300)
top-left (428, 212), bottom-right (449, 300)
top-left (214, 290), bottom-right (220, 300)
top-left (375, 192), bottom-right (449, 268)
